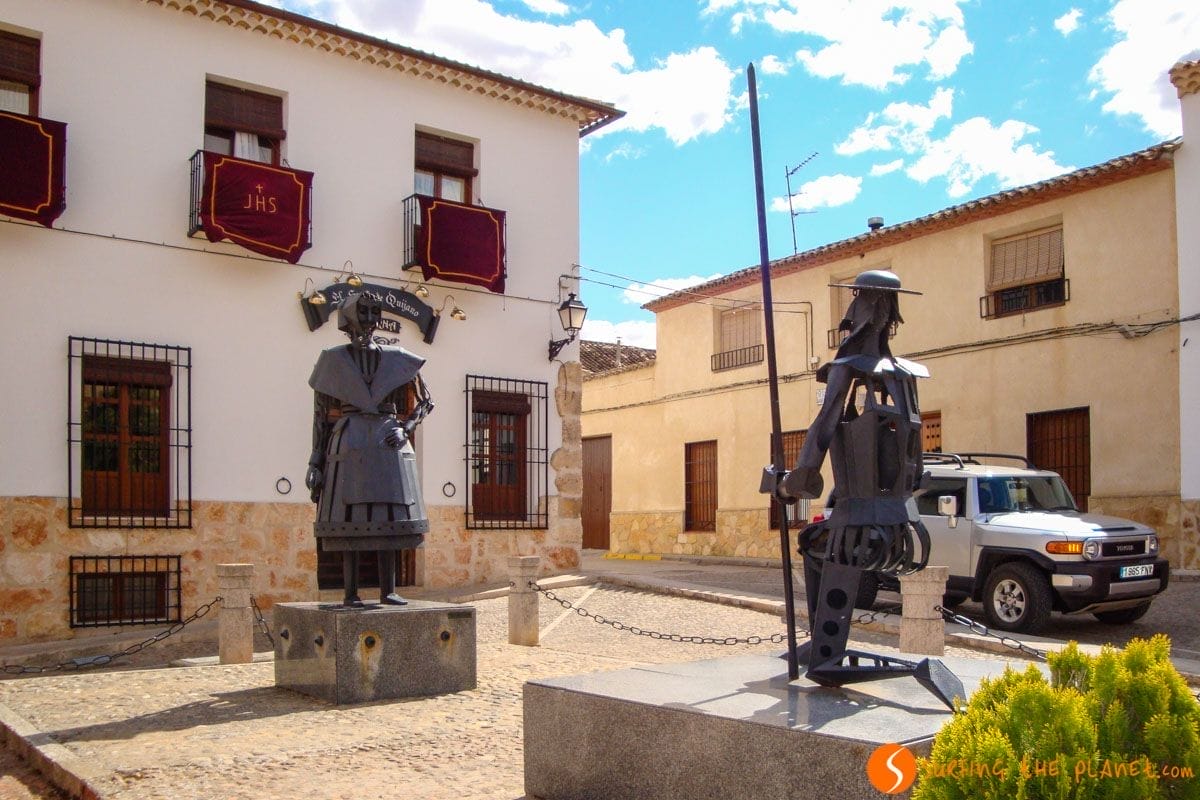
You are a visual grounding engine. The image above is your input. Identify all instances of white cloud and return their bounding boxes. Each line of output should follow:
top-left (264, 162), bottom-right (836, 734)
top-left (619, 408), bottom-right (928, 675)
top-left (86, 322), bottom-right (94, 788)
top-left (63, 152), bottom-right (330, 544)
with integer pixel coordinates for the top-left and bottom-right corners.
top-left (1088, 0), bottom-right (1200, 137)
top-left (604, 142), bottom-right (647, 162)
top-left (619, 273), bottom-right (725, 305)
top-left (1054, 8), bottom-right (1082, 36)
top-left (837, 88), bottom-right (1070, 196)
top-left (759, 54), bottom-right (789, 75)
top-left (907, 117), bottom-right (1072, 197)
top-left (709, 1), bottom-right (974, 88)
top-left (870, 158), bottom-right (904, 176)
top-left (521, 0), bottom-right (570, 15)
top-left (282, 0), bottom-right (737, 145)
top-left (772, 174), bottom-right (863, 211)
top-left (835, 87), bottom-right (955, 155)
top-left (581, 318), bottom-right (658, 349)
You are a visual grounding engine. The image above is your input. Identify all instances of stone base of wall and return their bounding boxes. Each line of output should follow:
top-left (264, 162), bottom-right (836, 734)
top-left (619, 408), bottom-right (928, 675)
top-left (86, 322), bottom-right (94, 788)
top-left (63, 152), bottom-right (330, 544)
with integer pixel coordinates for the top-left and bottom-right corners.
top-left (1089, 494), bottom-right (1196, 569)
top-left (609, 508), bottom-right (782, 559)
top-left (0, 493), bottom-right (583, 647)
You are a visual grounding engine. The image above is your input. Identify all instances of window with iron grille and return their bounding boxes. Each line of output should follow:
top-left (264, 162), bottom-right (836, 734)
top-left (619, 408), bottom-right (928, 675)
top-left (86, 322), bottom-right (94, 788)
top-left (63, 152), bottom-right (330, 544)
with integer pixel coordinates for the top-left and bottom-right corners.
top-left (685, 440), bottom-right (718, 532)
top-left (981, 225), bottom-right (1068, 318)
top-left (204, 81), bottom-right (284, 165)
top-left (465, 375), bottom-right (548, 529)
top-left (68, 337), bottom-right (192, 528)
top-left (712, 305), bottom-right (763, 371)
top-left (769, 430), bottom-right (807, 530)
top-left (70, 555), bottom-right (181, 627)
top-left (921, 411), bottom-right (942, 454)
top-left (0, 29), bottom-right (39, 115)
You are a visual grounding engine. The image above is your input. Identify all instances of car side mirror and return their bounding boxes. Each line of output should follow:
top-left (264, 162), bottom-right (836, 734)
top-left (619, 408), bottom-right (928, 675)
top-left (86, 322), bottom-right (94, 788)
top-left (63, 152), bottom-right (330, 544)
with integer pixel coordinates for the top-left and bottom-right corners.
top-left (938, 495), bottom-right (958, 528)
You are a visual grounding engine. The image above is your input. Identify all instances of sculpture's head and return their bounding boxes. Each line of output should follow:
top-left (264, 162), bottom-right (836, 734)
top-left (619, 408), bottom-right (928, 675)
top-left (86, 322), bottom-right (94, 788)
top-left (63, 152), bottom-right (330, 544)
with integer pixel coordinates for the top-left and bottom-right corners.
top-left (337, 292), bottom-right (382, 347)
top-left (830, 270), bottom-right (920, 358)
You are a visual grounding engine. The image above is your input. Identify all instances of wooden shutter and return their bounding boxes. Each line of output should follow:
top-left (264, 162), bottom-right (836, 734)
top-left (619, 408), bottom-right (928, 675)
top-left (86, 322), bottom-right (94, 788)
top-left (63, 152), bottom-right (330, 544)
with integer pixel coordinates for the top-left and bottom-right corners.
top-left (205, 82), bottom-right (285, 139)
top-left (1027, 407), bottom-right (1090, 511)
top-left (988, 226), bottom-right (1063, 291)
top-left (921, 411), bottom-right (942, 454)
top-left (415, 131), bottom-right (476, 176)
top-left (0, 30), bottom-right (39, 87)
top-left (717, 305), bottom-right (761, 353)
top-left (769, 429), bottom-right (807, 529)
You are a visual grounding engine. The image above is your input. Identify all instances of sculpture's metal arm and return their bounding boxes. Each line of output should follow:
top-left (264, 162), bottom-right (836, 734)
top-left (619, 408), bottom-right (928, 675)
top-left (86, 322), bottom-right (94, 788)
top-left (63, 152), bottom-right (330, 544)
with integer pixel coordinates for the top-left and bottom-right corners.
top-left (306, 390), bottom-right (333, 502)
top-left (778, 364), bottom-right (854, 500)
top-left (402, 374), bottom-right (434, 437)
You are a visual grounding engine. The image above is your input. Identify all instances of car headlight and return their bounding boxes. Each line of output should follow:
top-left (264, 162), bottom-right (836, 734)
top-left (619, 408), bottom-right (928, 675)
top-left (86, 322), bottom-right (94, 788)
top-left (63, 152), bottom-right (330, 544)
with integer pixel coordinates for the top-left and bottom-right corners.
top-left (1148, 535), bottom-right (1159, 555)
top-left (1082, 539), bottom-right (1100, 560)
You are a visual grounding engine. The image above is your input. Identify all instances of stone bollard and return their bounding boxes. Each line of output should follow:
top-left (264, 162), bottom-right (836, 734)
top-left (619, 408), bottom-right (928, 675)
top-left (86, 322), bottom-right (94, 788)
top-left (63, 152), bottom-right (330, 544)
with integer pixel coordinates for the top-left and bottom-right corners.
top-left (508, 556), bottom-right (541, 646)
top-left (899, 565), bottom-right (949, 656)
top-left (216, 563), bottom-right (256, 664)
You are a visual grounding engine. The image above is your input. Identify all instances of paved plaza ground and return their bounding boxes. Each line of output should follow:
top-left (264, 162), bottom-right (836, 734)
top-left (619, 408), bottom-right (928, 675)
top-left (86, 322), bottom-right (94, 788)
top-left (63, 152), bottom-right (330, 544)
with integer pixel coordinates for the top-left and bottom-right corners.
top-left (1, 554), bottom-right (1196, 799)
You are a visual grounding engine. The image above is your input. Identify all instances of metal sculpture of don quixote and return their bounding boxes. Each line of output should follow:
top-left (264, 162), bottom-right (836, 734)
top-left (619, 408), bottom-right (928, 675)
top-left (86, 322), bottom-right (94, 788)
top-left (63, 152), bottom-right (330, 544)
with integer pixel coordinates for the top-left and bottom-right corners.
top-left (306, 292), bottom-right (433, 607)
top-left (746, 64), bottom-right (961, 710)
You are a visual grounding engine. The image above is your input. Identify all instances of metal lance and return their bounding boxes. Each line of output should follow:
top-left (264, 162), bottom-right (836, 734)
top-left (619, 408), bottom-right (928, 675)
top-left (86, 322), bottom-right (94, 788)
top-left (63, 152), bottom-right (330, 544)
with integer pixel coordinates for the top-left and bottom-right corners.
top-left (747, 63), bottom-right (800, 680)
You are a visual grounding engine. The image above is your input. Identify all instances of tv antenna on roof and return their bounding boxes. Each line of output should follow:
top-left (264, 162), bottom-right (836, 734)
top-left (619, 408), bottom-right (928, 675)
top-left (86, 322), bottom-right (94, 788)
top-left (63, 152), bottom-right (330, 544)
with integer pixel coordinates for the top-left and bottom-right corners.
top-left (785, 152), bottom-right (819, 255)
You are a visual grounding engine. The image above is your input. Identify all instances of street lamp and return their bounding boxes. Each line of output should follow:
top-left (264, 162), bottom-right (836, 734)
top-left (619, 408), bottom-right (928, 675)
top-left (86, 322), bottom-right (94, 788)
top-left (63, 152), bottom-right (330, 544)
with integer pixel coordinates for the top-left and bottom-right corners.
top-left (548, 292), bottom-right (587, 360)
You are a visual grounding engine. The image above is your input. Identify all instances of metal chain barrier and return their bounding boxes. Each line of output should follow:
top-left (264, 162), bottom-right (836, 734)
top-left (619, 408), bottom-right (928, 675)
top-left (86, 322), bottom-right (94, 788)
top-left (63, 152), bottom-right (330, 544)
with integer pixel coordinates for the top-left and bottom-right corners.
top-left (936, 604), bottom-right (1049, 661)
top-left (1, 596), bottom-right (224, 675)
top-left (250, 596), bottom-right (275, 648)
top-left (531, 583), bottom-right (800, 645)
top-left (852, 603), bottom-right (902, 626)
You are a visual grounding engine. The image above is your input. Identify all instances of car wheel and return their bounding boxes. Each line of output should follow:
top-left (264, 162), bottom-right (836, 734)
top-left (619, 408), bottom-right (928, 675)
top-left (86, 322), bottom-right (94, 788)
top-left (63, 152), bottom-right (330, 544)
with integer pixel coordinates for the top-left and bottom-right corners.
top-left (856, 572), bottom-right (879, 610)
top-left (983, 562), bottom-right (1052, 633)
top-left (1092, 601), bottom-right (1152, 624)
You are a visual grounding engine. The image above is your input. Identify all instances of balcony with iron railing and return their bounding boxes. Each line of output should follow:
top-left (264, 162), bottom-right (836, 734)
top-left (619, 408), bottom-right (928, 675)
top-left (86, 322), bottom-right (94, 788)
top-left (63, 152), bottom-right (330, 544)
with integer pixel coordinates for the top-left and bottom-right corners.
top-left (980, 277), bottom-right (1069, 319)
top-left (188, 150), bottom-right (313, 260)
top-left (711, 344), bottom-right (764, 372)
top-left (826, 321), bottom-right (899, 349)
top-left (402, 193), bottom-right (507, 292)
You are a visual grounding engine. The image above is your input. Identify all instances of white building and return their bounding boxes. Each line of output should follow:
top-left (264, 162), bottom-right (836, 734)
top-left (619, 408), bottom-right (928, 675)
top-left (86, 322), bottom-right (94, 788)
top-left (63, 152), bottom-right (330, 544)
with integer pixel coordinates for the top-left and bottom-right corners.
top-left (0, 0), bottom-right (620, 645)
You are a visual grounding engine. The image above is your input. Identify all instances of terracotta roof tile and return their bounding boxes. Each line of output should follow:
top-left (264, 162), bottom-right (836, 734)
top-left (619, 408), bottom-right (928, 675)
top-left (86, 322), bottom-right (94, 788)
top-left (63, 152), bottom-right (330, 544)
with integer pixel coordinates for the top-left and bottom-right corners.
top-left (580, 340), bottom-right (656, 377)
top-left (644, 138), bottom-right (1180, 313)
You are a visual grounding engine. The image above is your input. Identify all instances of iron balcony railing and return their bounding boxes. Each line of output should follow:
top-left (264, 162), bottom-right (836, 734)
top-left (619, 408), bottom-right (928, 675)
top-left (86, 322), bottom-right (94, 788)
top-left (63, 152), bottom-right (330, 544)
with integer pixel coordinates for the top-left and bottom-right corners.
top-left (401, 193), bottom-right (507, 272)
top-left (711, 344), bottom-right (764, 372)
top-left (827, 321), bottom-right (899, 349)
top-left (980, 277), bottom-right (1070, 319)
top-left (188, 150), bottom-right (313, 248)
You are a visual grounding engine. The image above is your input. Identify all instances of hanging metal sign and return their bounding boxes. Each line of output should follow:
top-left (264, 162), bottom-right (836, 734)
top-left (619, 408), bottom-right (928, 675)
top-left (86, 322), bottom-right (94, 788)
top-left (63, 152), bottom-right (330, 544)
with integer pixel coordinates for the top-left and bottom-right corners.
top-left (300, 281), bottom-right (439, 343)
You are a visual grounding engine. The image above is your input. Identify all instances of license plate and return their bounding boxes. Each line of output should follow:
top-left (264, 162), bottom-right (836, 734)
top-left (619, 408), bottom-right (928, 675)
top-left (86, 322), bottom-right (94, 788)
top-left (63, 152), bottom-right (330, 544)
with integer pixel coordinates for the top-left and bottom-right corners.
top-left (1119, 564), bottom-right (1154, 579)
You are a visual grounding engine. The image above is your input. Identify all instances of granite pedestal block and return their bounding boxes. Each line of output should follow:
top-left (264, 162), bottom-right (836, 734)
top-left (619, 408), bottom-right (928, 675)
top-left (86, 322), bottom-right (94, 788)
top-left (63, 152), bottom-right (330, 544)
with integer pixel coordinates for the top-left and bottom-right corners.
top-left (273, 601), bottom-right (476, 705)
top-left (525, 653), bottom-right (1021, 800)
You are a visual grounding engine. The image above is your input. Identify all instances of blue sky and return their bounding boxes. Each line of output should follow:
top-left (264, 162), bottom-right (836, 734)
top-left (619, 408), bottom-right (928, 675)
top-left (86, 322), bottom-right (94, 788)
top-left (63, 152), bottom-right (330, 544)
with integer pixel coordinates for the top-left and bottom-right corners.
top-left (273, 0), bottom-right (1200, 348)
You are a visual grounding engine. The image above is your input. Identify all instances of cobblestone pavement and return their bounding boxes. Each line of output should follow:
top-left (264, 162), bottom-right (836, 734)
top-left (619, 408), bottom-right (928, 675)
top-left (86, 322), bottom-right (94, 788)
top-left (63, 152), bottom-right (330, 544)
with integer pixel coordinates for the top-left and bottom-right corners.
top-left (0, 585), bottom-right (1021, 800)
top-left (0, 749), bottom-right (65, 800)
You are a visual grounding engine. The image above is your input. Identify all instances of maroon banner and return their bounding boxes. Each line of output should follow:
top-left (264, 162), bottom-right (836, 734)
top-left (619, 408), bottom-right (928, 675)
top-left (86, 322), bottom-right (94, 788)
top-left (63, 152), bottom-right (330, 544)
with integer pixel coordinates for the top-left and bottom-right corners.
top-left (0, 111), bottom-right (67, 228)
top-left (416, 195), bottom-right (506, 294)
top-left (199, 152), bottom-right (313, 263)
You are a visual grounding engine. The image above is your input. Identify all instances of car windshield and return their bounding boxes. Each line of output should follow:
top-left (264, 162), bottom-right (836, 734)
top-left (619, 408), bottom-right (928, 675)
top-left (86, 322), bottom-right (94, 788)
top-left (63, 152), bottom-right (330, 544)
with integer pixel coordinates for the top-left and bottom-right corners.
top-left (977, 476), bottom-right (1077, 514)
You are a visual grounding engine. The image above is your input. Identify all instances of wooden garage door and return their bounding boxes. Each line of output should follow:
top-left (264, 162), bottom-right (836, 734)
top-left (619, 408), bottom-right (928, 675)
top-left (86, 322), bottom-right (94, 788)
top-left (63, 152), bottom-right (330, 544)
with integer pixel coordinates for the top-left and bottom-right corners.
top-left (1027, 407), bottom-right (1091, 511)
top-left (582, 436), bottom-right (612, 550)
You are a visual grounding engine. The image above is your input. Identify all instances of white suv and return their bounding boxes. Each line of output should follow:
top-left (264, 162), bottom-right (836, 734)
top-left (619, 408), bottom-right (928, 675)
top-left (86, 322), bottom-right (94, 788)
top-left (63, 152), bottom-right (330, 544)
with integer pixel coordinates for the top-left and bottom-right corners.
top-left (879, 453), bottom-right (1169, 633)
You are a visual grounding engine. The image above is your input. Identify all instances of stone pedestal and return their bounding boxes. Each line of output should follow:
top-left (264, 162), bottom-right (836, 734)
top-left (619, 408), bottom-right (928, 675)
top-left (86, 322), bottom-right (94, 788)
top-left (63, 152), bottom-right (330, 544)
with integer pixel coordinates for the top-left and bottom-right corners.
top-left (508, 555), bottom-right (540, 646)
top-left (524, 653), bottom-right (1020, 800)
top-left (273, 601), bottom-right (476, 705)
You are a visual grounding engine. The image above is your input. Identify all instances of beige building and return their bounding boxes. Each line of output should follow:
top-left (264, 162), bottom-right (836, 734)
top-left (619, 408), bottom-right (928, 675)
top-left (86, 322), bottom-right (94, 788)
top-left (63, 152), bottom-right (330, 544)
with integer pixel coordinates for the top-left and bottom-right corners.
top-left (583, 134), bottom-right (1198, 570)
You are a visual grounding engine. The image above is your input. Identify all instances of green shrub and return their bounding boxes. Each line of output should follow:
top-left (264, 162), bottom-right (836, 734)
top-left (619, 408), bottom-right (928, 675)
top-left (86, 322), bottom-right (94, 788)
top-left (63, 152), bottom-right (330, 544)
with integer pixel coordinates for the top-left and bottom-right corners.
top-left (913, 635), bottom-right (1200, 800)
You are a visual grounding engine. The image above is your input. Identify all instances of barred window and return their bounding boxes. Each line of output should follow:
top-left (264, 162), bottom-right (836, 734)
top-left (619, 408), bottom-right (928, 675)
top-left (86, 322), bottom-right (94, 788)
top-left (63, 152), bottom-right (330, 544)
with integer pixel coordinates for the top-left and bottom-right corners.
top-left (70, 555), bottom-right (181, 627)
top-left (684, 440), bottom-right (717, 532)
top-left (769, 429), bottom-right (807, 530)
top-left (712, 304), bottom-right (763, 371)
top-left (465, 375), bottom-right (548, 529)
top-left (69, 337), bottom-right (192, 528)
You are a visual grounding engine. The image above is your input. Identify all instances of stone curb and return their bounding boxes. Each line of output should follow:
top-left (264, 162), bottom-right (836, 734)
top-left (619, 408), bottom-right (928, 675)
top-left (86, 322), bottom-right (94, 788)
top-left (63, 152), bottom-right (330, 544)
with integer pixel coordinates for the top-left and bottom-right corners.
top-left (0, 702), bottom-right (105, 800)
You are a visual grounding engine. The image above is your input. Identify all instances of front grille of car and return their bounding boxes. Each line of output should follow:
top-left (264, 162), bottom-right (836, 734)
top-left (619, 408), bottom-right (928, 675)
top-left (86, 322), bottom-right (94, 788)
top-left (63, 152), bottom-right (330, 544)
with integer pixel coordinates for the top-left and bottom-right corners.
top-left (1101, 540), bottom-right (1146, 558)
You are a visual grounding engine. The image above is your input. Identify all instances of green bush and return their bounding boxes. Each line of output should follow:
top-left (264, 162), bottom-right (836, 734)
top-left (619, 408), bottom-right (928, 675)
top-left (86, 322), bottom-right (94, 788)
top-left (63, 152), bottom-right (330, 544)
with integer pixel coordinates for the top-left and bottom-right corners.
top-left (913, 635), bottom-right (1200, 800)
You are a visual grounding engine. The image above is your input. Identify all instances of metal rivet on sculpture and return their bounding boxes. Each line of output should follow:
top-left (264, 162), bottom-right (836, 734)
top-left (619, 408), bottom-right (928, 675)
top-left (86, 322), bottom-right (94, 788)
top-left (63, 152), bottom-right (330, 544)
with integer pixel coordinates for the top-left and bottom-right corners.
top-left (306, 292), bottom-right (434, 606)
top-left (763, 269), bottom-right (963, 710)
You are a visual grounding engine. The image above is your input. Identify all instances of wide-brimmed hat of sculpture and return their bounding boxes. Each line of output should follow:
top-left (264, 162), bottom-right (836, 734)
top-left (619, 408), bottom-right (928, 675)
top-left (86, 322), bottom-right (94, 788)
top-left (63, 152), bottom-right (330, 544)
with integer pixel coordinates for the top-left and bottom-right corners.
top-left (829, 269), bottom-right (922, 295)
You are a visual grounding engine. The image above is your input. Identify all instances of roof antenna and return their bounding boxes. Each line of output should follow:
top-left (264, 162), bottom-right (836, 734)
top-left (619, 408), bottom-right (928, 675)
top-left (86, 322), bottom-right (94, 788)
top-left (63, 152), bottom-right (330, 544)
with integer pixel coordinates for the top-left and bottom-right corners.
top-left (785, 152), bottom-right (819, 254)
